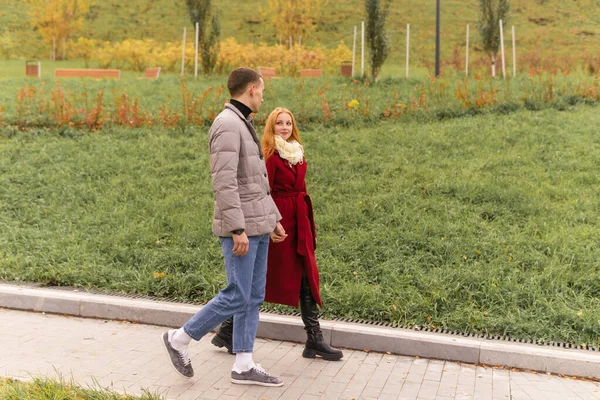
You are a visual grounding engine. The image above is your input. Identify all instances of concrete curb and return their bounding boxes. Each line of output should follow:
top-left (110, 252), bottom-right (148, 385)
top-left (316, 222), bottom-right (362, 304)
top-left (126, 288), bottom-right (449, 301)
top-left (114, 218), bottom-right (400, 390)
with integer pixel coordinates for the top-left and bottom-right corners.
top-left (2, 283), bottom-right (599, 380)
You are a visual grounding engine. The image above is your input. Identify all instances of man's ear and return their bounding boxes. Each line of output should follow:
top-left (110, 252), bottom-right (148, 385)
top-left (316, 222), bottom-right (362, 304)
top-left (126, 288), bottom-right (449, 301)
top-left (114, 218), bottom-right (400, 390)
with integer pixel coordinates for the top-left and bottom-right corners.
top-left (249, 84), bottom-right (256, 96)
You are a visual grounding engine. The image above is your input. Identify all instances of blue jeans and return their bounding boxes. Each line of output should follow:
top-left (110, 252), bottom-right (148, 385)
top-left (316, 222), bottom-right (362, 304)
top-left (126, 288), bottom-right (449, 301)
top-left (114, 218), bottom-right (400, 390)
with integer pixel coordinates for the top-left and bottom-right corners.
top-left (183, 233), bottom-right (269, 353)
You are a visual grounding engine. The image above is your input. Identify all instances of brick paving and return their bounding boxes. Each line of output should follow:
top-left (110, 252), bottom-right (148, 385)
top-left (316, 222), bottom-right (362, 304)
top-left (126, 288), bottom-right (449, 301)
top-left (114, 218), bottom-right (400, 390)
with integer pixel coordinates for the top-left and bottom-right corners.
top-left (2, 308), bottom-right (599, 400)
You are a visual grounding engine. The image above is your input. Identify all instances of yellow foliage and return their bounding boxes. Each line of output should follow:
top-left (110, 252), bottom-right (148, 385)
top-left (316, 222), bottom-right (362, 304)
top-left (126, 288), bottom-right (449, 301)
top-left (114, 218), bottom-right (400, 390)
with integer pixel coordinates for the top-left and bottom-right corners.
top-left (60, 36), bottom-right (351, 75)
top-left (25, 0), bottom-right (92, 45)
top-left (266, 0), bottom-right (326, 42)
top-left (67, 37), bottom-right (99, 67)
top-left (112, 39), bottom-right (160, 71)
top-left (0, 28), bottom-right (17, 59)
top-left (216, 38), bottom-right (351, 76)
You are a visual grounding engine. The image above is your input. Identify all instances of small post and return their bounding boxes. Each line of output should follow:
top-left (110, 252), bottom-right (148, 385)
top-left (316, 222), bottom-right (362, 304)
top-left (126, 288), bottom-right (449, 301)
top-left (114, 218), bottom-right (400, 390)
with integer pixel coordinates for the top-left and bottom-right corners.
top-left (62, 37), bottom-right (66, 60)
top-left (406, 24), bottom-right (410, 79)
top-left (435, 0), bottom-right (440, 77)
top-left (299, 36), bottom-right (302, 47)
top-left (352, 26), bottom-right (357, 77)
top-left (465, 24), bottom-right (470, 76)
top-left (194, 22), bottom-right (199, 79)
top-left (289, 36), bottom-right (292, 49)
top-left (499, 19), bottom-right (506, 79)
top-left (361, 21), bottom-right (365, 75)
top-left (52, 35), bottom-right (56, 61)
top-left (512, 25), bottom-right (517, 77)
top-left (181, 27), bottom-right (187, 77)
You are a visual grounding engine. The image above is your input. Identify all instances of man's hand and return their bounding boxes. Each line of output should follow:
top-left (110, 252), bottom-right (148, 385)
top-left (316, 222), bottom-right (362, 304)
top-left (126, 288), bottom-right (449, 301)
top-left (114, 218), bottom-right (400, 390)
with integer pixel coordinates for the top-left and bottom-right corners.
top-left (232, 232), bottom-right (249, 256)
top-left (270, 222), bottom-right (287, 243)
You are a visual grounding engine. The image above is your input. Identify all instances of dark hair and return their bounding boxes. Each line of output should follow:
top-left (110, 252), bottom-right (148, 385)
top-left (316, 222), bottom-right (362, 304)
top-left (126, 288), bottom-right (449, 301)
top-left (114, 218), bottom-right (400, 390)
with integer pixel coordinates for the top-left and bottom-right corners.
top-left (227, 67), bottom-right (262, 97)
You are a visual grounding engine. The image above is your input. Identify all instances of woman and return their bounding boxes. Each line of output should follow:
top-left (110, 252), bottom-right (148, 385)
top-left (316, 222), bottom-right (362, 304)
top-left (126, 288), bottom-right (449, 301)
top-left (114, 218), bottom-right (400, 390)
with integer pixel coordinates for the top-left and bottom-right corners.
top-left (212, 107), bottom-right (343, 361)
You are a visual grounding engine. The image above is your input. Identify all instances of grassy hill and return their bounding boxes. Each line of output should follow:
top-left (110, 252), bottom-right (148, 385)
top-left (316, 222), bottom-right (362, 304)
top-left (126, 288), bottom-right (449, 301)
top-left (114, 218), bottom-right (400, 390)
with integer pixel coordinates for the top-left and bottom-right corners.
top-left (2, 104), bottom-right (600, 344)
top-left (2, 0), bottom-right (599, 71)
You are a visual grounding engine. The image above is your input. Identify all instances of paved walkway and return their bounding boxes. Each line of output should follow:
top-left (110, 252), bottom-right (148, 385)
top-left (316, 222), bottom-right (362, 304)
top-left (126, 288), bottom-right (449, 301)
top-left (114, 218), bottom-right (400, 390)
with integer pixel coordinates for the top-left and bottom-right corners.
top-left (2, 308), bottom-right (599, 400)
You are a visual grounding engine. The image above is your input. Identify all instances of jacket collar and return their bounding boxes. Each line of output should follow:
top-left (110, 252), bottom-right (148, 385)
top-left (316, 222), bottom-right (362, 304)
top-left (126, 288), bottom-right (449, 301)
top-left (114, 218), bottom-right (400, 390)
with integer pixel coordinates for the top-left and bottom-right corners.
top-left (229, 99), bottom-right (252, 119)
top-left (223, 103), bottom-right (263, 157)
top-left (224, 103), bottom-right (252, 123)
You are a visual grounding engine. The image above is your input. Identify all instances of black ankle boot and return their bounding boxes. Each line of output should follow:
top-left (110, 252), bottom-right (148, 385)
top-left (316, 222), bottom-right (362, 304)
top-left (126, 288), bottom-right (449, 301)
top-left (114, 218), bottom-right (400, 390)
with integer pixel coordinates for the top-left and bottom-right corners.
top-left (299, 276), bottom-right (344, 361)
top-left (211, 317), bottom-right (234, 354)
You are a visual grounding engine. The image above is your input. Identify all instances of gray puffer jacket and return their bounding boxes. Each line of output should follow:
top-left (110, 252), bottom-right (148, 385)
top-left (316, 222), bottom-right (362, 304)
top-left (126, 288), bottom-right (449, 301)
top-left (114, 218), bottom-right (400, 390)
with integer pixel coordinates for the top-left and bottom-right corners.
top-left (209, 103), bottom-right (281, 237)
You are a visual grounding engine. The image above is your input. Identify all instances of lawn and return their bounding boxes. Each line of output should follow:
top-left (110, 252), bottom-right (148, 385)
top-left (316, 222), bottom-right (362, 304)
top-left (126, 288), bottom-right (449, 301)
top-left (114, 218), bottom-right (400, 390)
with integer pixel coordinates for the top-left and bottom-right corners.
top-left (0, 377), bottom-right (162, 400)
top-left (1, 104), bottom-right (599, 346)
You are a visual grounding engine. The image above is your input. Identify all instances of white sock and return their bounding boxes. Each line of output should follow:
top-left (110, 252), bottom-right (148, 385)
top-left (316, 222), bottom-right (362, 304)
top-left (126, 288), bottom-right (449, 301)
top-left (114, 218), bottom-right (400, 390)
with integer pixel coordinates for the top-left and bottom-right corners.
top-left (169, 328), bottom-right (192, 351)
top-left (234, 352), bottom-right (254, 371)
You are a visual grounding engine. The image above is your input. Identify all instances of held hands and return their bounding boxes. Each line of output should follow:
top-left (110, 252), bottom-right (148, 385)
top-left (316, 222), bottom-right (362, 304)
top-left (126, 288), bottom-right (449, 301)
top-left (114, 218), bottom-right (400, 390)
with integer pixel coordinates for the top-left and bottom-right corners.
top-left (270, 222), bottom-right (287, 243)
top-left (232, 231), bottom-right (249, 256)
top-left (233, 222), bottom-right (286, 256)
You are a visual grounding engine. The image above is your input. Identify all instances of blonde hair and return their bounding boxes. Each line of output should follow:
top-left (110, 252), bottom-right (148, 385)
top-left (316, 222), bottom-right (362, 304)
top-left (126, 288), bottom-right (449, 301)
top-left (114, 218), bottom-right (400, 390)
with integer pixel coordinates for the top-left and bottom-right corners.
top-left (261, 107), bottom-right (303, 161)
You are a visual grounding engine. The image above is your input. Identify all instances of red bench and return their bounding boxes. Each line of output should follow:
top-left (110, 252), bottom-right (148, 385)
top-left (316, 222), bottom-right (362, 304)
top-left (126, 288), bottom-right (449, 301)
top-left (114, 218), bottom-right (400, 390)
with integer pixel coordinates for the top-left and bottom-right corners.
top-left (55, 69), bottom-right (121, 79)
top-left (258, 66), bottom-right (276, 79)
top-left (300, 69), bottom-right (322, 78)
top-left (143, 67), bottom-right (161, 79)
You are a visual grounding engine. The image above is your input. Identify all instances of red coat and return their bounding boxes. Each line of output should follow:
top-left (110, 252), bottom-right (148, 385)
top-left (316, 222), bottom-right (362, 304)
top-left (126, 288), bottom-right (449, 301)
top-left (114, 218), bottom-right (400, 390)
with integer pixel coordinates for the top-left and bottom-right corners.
top-left (264, 152), bottom-right (322, 307)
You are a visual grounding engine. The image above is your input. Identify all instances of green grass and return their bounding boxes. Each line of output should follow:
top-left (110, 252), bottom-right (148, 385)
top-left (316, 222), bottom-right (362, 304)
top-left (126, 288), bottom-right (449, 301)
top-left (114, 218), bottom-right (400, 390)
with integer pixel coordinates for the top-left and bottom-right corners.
top-left (0, 377), bottom-right (163, 399)
top-left (1, 105), bottom-right (599, 346)
top-left (1, 61), bottom-right (597, 130)
top-left (0, 59), bottom-right (171, 79)
top-left (2, 0), bottom-right (599, 73)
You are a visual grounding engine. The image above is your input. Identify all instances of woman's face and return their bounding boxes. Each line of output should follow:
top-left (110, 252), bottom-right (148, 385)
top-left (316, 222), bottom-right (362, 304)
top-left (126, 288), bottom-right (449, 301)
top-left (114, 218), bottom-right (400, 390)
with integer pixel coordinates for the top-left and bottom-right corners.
top-left (274, 112), bottom-right (293, 141)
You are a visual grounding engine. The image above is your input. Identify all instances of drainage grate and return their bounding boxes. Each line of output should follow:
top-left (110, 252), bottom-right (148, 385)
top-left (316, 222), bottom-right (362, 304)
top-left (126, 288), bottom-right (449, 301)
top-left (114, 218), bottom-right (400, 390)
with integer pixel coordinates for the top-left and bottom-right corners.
top-left (4, 280), bottom-right (597, 352)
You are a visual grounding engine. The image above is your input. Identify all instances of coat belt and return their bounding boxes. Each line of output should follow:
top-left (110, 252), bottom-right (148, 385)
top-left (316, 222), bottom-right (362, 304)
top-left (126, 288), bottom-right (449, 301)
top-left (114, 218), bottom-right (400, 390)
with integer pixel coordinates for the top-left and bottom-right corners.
top-left (272, 191), bottom-right (312, 256)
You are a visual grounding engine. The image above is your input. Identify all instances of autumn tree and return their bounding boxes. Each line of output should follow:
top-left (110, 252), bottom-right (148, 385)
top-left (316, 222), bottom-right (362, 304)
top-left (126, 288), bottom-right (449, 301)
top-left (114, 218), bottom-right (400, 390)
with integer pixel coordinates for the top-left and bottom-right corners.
top-left (365, 0), bottom-right (391, 82)
top-left (201, 12), bottom-right (220, 75)
top-left (186, 0), bottom-right (220, 74)
top-left (26, 0), bottom-right (92, 59)
top-left (0, 29), bottom-right (16, 59)
top-left (267, 0), bottom-right (325, 45)
top-left (478, 0), bottom-right (510, 77)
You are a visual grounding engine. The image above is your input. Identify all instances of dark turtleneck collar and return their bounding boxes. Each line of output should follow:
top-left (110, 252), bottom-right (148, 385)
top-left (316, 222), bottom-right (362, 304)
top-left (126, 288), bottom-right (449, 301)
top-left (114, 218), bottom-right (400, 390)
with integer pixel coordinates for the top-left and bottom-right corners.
top-left (230, 99), bottom-right (252, 119)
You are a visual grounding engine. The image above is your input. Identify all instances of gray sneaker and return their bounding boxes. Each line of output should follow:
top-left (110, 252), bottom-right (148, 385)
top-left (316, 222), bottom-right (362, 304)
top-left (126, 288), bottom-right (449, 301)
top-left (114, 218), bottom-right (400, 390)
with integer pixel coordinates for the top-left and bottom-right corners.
top-left (231, 363), bottom-right (283, 387)
top-left (161, 331), bottom-right (194, 378)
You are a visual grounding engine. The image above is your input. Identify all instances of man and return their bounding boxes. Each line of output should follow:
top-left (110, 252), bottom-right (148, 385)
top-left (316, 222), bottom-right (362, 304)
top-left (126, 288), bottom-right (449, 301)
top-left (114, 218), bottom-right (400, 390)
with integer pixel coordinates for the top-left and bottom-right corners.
top-left (162, 67), bottom-right (287, 387)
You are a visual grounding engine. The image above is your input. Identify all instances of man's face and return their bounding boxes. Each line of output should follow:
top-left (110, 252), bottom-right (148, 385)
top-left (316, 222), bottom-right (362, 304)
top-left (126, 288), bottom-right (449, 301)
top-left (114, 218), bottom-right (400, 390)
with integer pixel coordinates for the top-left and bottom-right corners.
top-left (249, 78), bottom-right (265, 113)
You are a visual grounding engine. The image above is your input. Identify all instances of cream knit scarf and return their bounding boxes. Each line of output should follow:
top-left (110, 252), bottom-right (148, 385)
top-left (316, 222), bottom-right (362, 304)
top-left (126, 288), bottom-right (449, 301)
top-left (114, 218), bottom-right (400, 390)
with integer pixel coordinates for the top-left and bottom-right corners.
top-left (274, 135), bottom-right (304, 165)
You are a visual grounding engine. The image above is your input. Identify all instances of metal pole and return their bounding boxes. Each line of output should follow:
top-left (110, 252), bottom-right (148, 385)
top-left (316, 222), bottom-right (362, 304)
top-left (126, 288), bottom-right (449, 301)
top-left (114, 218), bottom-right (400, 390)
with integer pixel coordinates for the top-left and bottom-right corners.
top-left (406, 24), bottom-right (410, 79)
top-left (435, 0), bottom-right (441, 77)
top-left (361, 21), bottom-right (365, 75)
top-left (500, 19), bottom-right (506, 79)
top-left (194, 22), bottom-right (199, 79)
top-left (352, 26), bottom-right (357, 77)
top-left (465, 24), bottom-right (469, 76)
top-left (181, 27), bottom-right (186, 77)
top-left (512, 26), bottom-right (517, 77)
